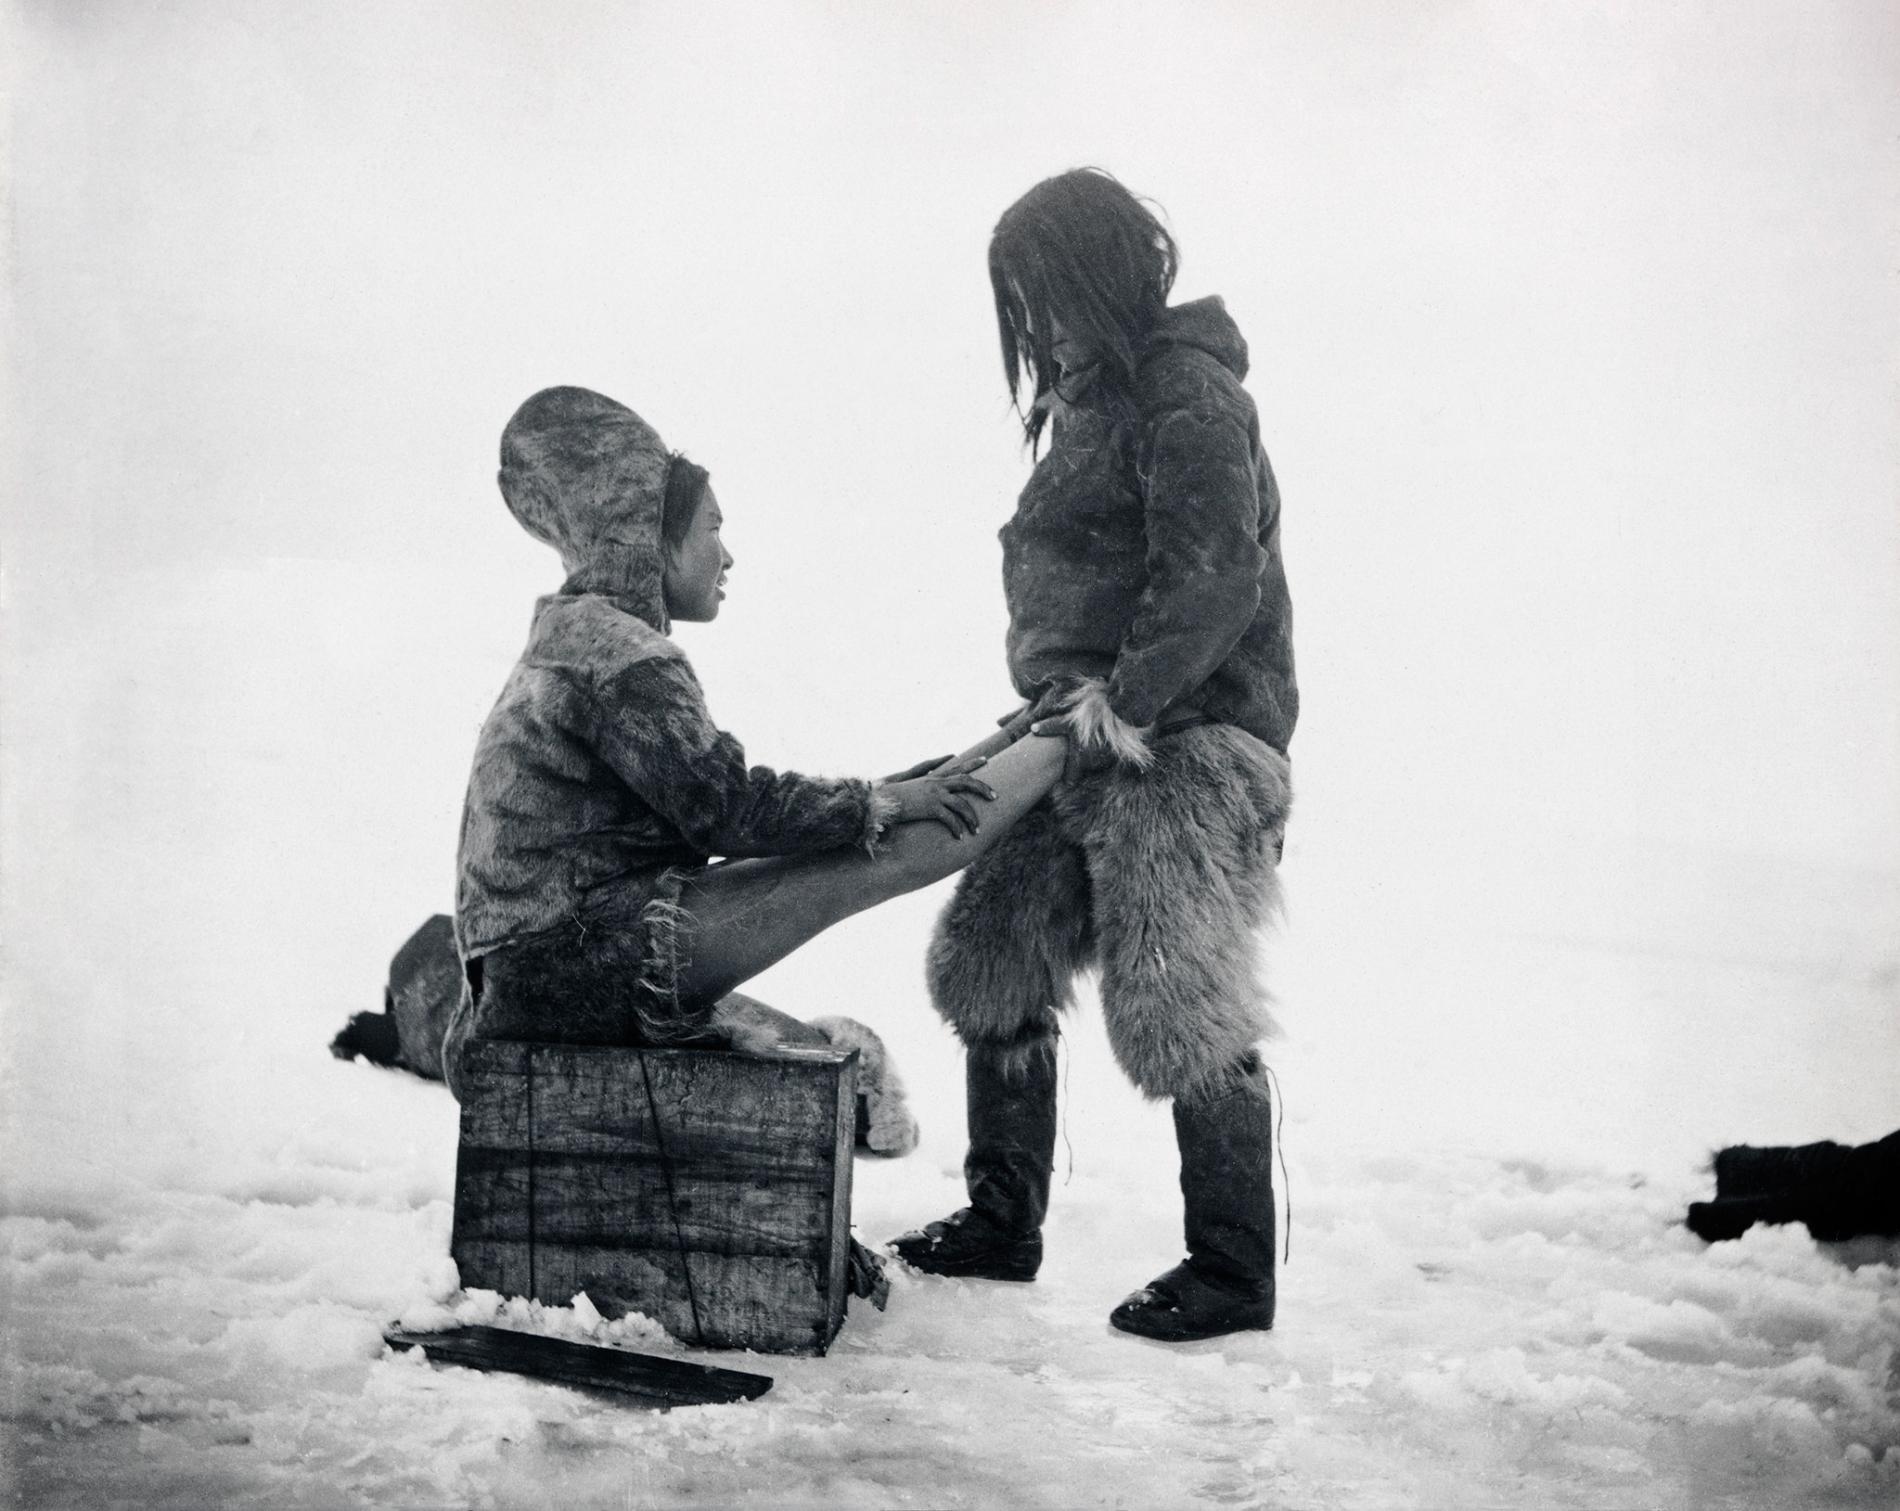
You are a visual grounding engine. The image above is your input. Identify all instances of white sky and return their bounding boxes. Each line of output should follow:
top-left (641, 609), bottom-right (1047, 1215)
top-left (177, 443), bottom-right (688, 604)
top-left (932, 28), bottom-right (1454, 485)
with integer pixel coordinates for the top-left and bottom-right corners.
top-left (6, 0), bottom-right (1898, 886)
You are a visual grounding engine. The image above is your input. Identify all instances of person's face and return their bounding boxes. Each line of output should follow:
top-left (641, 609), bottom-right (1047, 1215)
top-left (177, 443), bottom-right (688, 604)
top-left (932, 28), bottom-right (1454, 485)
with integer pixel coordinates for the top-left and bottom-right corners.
top-left (1014, 283), bottom-right (1089, 378)
top-left (1047, 313), bottom-right (1089, 377)
top-left (662, 485), bottom-right (731, 623)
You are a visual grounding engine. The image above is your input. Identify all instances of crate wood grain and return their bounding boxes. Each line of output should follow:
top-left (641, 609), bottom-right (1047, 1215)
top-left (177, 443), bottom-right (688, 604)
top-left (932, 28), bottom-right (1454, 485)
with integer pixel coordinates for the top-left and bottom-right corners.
top-left (450, 1039), bottom-right (859, 1355)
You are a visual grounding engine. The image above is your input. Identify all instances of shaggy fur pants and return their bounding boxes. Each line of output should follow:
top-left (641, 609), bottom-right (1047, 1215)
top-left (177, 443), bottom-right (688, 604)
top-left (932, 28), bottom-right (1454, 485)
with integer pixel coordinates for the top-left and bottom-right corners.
top-left (927, 723), bottom-right (1291, 1103)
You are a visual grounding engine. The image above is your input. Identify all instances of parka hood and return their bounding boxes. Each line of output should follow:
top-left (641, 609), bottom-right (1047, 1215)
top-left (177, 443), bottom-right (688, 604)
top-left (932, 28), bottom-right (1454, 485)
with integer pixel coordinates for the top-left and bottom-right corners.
top-left (1148, 296), bottom-right (1250, 382)
top-left (497, 386), bottom-right (673, 628)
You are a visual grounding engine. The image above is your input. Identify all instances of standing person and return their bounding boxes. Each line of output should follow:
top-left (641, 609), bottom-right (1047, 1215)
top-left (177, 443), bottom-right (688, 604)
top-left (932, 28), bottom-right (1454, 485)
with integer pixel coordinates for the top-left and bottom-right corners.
top-left (418, 386), bottom-right (1068, 1098)
top-left (891, 170), bottom-right (1297, 1342)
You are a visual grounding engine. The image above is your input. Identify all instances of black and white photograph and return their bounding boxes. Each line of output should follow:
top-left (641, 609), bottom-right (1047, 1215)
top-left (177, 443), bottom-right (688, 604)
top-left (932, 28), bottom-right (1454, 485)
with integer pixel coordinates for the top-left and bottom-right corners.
top-left (3, 2), bottom-right (1896, 1506)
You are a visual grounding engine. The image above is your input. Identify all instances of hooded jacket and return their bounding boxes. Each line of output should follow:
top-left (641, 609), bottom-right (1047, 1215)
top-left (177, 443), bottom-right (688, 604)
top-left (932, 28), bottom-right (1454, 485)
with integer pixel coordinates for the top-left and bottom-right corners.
top-left (1000, 297), bottom-right (1297, 759)
top-left (454, 388), bottom-right (890, 983)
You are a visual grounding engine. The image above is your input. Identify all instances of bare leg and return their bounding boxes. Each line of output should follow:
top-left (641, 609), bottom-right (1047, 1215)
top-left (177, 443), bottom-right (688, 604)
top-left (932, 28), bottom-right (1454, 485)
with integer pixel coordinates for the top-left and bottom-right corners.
top-left (674, 730), bottom-right (1067, 1007)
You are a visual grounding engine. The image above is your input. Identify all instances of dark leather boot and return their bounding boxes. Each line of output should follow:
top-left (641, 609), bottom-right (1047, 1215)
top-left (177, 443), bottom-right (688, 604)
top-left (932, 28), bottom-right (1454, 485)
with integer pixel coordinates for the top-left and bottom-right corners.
top-left (891, 1032), bottom-right (1056, 1281)
top-left (1112, 1056), bottom-right (1276, 1341)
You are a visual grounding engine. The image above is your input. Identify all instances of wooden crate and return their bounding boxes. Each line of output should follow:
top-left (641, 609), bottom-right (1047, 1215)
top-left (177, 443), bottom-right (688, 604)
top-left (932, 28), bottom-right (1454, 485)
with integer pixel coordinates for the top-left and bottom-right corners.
top-left (450, 1039), bottom-right (859, 1355)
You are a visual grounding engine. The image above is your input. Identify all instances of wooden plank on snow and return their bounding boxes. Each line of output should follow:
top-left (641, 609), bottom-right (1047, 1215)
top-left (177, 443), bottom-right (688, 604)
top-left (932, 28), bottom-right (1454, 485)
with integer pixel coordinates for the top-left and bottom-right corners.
top-left (383, 1325), bottom-right (772, 1407)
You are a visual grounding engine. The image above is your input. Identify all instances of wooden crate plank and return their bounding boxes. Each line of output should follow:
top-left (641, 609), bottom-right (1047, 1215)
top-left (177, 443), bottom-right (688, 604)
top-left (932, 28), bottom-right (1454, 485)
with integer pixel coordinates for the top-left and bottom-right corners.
top-left (448, 1141), bottom-right (534, 1267)
top-left (824, 1051), bottom-right (858, 1342)
top-left (454, 1058), bottom-right (533, 1151)
top-left (457, 1241), bottom-right (836, 1354)
top-left (454, 1152), bottom-right (832, 1254)
top-left (458, 1038), bottom-right (532, 1078)
top-left (447, 1237), bottom-right (532, 1300)
top-left (532, 1244), bottom-right (837, 1355)
top-left (526, 1048), bottom-right (845, 1163)
top-left (383, 1325), bottom-right (772, 1407)
top-left (531, 1156), bottom-right (832, 1252)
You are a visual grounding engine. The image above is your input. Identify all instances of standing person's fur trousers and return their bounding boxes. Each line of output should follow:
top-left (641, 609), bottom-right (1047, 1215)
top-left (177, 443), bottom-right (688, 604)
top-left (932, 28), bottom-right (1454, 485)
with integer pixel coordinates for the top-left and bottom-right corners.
top-left (927, 723), bottom-right (1291, 1103)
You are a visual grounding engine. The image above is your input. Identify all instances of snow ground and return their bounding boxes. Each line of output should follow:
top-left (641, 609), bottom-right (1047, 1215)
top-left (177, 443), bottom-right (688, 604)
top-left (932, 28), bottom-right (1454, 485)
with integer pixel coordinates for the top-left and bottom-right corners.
top-left (3, 571), bottom-right (1897, 1509)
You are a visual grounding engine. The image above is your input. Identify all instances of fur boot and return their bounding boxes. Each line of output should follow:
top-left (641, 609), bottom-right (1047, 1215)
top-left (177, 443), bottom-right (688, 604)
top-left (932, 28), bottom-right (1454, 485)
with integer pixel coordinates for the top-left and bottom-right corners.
top-left (1111, 1054), bottom-right (1276, 1341)
top-left (809, 1014), bottom-right (920, 1158)
top-left (891, 1031), bottom-right (1056, 1281)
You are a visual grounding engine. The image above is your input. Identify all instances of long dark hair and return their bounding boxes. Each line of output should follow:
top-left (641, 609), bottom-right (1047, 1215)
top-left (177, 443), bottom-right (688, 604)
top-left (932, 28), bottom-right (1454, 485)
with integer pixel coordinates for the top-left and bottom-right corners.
top-left (989, 167), bottom-right (1179, 452)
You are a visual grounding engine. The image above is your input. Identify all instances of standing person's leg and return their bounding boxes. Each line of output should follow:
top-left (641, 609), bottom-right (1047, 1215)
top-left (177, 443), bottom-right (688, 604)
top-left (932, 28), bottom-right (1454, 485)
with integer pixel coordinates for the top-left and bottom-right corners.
top-left (1078, 724), bottom-right (1291, 1339)
top-left (887, 802), bottom-right (1093, 1279)
top-left (1080, 725), bottom-right (1284, 1102)
top-left (670, 729), bottom-right (1067, 1007)
top-left (1112, 1055), bottom-right (1277, 1340)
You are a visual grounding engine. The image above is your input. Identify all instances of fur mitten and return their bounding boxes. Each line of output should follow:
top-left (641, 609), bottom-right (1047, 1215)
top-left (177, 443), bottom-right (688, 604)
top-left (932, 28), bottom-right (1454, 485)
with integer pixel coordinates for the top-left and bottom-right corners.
top-left (809, 1015), bottom-right (920, 1158)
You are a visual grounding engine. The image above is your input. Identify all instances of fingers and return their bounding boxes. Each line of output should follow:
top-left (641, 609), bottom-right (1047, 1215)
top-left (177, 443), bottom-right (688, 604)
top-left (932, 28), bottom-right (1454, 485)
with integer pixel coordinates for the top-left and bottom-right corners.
top-left (930, 800), bottom-right (970, 839)
top-left (885, 770), bottom-right (1001, 839)
top-left (884, 755), bottom-right (955, 783)
top-left (923, 792), bottom-right (982, 839)
top-left (939, 754), bottom-right (992, 778)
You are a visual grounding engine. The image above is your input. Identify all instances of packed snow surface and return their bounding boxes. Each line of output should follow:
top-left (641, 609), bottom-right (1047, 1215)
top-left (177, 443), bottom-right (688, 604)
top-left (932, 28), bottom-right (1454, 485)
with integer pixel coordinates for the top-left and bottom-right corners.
top-left (4, 571), bottom-right (1896, 1510)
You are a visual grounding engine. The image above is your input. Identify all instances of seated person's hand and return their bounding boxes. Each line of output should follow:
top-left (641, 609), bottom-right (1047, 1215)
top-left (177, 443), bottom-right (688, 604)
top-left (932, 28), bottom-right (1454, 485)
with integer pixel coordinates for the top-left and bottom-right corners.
top-left (880, 754), bottom-right (953, 782)
top-left (880, 751), bottom-right (994, 782)
top-left (882, 765), bottom-right (997, 839)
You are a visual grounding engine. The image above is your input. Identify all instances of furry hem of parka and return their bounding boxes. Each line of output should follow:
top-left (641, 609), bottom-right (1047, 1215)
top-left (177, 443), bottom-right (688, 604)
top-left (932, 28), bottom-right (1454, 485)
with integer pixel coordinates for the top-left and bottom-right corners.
top-left (926, 722), bottom-right (1290, 1103)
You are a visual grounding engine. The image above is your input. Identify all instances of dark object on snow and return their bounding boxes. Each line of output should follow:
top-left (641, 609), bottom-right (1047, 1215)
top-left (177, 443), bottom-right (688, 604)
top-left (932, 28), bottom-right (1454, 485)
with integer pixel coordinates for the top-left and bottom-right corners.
top-left (330, 914), bottom-right (459, 1080)
top-left (1687, 1129), bottom-right (1900, 1243)
top-left (892, 1032), bottom-right (1055, 1282)
top-left (383, 1325), bottom-right (771, 1408)
top-left (451, 1038), bottom-right (862, 1354)
top-left (329, 1005), bottom-right (402, 1065)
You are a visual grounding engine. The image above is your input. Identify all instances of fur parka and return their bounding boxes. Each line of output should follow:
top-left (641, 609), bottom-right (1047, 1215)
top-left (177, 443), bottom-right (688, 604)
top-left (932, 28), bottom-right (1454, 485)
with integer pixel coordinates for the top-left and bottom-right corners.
top-left (1001, 297), bottom-right (1297, 759)
top-left (448, 387), bottom-right (891, 1071)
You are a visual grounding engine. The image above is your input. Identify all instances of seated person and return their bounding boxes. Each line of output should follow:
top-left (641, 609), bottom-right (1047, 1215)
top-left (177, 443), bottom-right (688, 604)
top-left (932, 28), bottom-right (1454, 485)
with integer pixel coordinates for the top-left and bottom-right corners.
top-left (348, 386), bottom-right (1066, 1135)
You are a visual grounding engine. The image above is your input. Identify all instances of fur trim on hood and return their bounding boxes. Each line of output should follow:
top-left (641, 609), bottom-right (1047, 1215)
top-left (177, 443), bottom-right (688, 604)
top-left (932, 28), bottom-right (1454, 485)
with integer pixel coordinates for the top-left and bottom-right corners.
top-left (498, 387), bottom-right (673, 630)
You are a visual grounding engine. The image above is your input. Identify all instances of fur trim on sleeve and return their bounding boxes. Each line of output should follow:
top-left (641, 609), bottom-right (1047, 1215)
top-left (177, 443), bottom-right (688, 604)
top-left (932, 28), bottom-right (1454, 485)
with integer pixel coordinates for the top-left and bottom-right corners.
top-left (862, 781), bottom-right (903, 854)
top-left (1062, 678), bottom-right (1154, 769)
